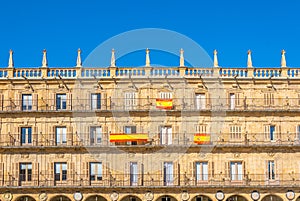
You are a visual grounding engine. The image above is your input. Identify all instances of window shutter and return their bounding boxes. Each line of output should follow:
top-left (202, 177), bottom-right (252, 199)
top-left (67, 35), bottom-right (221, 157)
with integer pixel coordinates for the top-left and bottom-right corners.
top-left (52, 126), bottom-right (56, 146)
top-left (235, 93), bottom-right (240, 106)
top-left (33, 126), bottom-right (38, 146)
top-left (32, 93), bottom-right (38, 111)
top-left (265, 160), bottom-right (268, 180)
top-left (173, 161), bottom-right (179, 186)
top-left (82, 162), bottom-right (89, 184)
top-left (243, 161), bottom-right (246, 180)
top-left (86, 92), bottom-right (91, 110)
top-left (49, 162), bottom-right (54, 185)
top-left (67, 162), bottom-right (74, 184)
top-left (192, 161), bottom-right (196, 185)
top-left (14, 162), bottom-right (19, 186)
top-left (105, 162), bottom-right (110, 181)
top-left (206, 92), bottom-right (211, 109)
top-left (275, 160), bottom-right (280, 180)
top-left (102, 125), bottom-right (108, 145)
top-left (211, 161), bottom-right (215, 178)
top-left (67, 126), bottom-right (73, 146)
top-left (33, 162), bottom-right (39, 186)
top-left (14, 93), bottom-right (21, 111)
top-left (0, 93), bottom-right (3, 111)
top-left (67, 93), bottom-right (72, 110)
top-left (51, 93), bottom-right (56, 111)
top-left (124, 161), bottom-right (129, 185)
top-left (225, 162), bottom-right (230, 179)
top-left (0, 163), bottom-right (4, 186)
top-left (102, 93), bottom-right (107, 110)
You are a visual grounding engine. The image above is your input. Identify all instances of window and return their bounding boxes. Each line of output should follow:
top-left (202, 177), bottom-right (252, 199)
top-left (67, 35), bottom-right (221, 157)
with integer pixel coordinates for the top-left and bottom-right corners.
top-left (162, 197), bottom-right (171, 201)
top-left (19, 163), bottom-right (32, 182)
top-left (195, 93), bottom-right (206, 110)
top-left (91, 93), bottom-right (101, 110)
top-left (196, 125), bottom-right (207, 133)
top-left (90, 126), bottom-right (102, 145)
top-left (163, 162), bottom-right (173, 186)
top-left (195, 162), bottom-right (208, 181)
top-left (230, 125), bottom-right (242, 140)
top-left (56, 94), bottom-right (67, 110)
top-left (130, 162), bottom-right (138, 186)
top-left (229, 93), bottom-right (235, 109)
top-left (125, 92), bottom-right (137, 110)
top-left (230, 161), bottom-right (243, 181)
top-left (264, 125), bottom-right (275, 141)
top-left (159, 92), bottom-right (172, 99)
top-left (160, 126), bottom-right (172, 145)
top-left (296, 125), bottom-right (300, 140)
top-left (54, 162), bottom-right (67, 181)
top-left (90, 162), bottom-right (102, 181)
top-left (267, 160), bottom-right (275, 180)
top-left (56, 127), bottom-right (67, 145)
top-left (21, 127), bottom-right (32, 145)
top-left (22, 94), bottom-right (32, 111)
top-left (125, 126), bottom-right (137, 145)
top-left (264, 93), bottom-right (274, 106)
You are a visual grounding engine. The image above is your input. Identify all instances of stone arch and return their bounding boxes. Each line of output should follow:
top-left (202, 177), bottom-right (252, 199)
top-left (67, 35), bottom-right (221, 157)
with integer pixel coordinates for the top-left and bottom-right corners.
top-left (155, 195), bottom-right (178, 201)
top-left (16, 196), bottom-right (36, 201)
top-left (191, 195), bottom-right (213, 201)
top-left (85, 195), bottom-right (108, 201)
top-left (120, 195), bottom-right (142, 201)
top-left (226, 195), bottom-right (248, 201)
top-left (261, 195), bottom-right (283, 201)
top-left (50, 195), bottom-right (72, 201)
top-left (296, 196), bottom-right (300, 201)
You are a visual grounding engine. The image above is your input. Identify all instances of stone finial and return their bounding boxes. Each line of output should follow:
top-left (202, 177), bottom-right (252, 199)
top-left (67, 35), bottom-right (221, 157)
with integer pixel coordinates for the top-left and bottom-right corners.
top-left (145, 48), bottom-right (150, 67)
top-left (8, 49), bottom-right (14, 68)
top-left (281, 49), bottom-right (287, 67)
top-left (180, 48), bottom-right (185, 67)
top-left (42, 49), bottom-right (48, 68)
top-left (247, 50), bottom-right (253, 68)
top-left (76, 48), bottom-right (82, 67)
top-left (111, 49), bottom-right (116, 67)
top-left (213, 49), bottom-right (219, 67)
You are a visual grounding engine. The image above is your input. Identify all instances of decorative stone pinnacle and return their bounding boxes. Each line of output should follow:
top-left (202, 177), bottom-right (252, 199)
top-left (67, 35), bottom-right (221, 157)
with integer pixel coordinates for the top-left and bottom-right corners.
top-left (145, 48), bottom-right (150, 67)
top-left (42, 49), bottom-right (48, 68)
top-left (213, 49), bottom-right (219, 67)
top-left (8, 49), bottom-right (14, 68)
top-left (180, 48), bottom-right (185, 67)
top-left (281, 49), bottom-right (287, 67)
top-left (247, 49), bottom-right (253, 68)
top-left (76, 48), bottom-right (82, 67)
top-left (111, 48), bottom-right (116, 67)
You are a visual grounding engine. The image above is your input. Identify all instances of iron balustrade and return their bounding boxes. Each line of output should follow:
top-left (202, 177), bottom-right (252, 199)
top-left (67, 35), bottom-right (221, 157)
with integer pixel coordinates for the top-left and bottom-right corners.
top-left (1, 132), bottom-right (300, 147)
top-left (0, 173), bottom-right (300, 187)
top-left (0, 98), bottom-right (300, 112)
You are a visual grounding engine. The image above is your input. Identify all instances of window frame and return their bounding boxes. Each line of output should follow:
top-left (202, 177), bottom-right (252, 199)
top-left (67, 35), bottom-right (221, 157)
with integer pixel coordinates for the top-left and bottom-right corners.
top-left (22, 94), bottom-right (33, 111)
top-left (90, 162), bottom-right (102, 181)
top-left (19, 163), bottom-right (32, 182)
top-left (54, 162), bottom-right (67, 181)
top-left (56, 94), bottom-right (67, 110)
top-left (55, 126), bottom-right (67, 145)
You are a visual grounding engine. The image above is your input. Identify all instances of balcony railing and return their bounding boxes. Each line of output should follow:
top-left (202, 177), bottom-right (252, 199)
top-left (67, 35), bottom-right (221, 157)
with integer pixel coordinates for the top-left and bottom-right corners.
top-left (1, 132), bottom-right (300, 147)
top-left (0, 98), bottom-right (300, 112)
top-left (1, 173), bottom-right (300, 188)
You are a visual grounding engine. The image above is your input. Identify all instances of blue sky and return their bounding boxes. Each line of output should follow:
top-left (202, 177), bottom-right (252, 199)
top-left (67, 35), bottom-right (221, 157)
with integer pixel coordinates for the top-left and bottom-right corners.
top-left (0, 0), bottom-right (299, 67)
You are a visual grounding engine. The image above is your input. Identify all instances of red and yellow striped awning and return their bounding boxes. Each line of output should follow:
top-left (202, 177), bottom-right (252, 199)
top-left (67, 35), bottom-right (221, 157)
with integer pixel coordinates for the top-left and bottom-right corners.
top-left (110, 133), bottom-right (148, 142)
top-left (156, 99), bottom-right (173, 110)
top-left (194, 134), bottom-right (211, 144)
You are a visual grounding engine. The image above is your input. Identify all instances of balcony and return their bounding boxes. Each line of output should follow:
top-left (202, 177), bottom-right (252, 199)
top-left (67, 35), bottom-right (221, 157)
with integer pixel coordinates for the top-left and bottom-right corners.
top-left (0, 98), bottom-right (300, 113)
top-left (1, 173), bottom-right (299, 188)
top-left (1, 132), bottom-right (300, 148)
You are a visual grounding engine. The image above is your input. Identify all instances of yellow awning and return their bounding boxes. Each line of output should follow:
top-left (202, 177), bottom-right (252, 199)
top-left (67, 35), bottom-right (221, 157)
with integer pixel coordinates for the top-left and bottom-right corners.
top-left (110, 133), bottom-right (148, 142)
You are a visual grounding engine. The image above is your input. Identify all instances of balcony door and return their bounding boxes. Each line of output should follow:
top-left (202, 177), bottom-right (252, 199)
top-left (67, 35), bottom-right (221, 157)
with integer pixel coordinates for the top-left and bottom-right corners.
top-left (195, 93), bottom-right (206, 110)
top-left (163, 162), bottom-right (173, 186)
top-left (160, 126), bottom-right (172, 145)
top-left (130, 162), bottom-right (138, 186)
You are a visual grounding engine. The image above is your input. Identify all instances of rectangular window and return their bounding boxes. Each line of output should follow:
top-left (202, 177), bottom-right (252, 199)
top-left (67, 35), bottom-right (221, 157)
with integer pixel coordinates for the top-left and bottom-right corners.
top-left (56, 94), bottom-right (67, 110)
top-left (21, 127), bottom-right (32, 145)
top-left (229, 93), bottom-right (235, 109)
top-left (195, 162), bottom-right (208, 181)
top-left (264, 125), bottom-right (275, 141)
top-left (22, 94), bottom-right (32, 111)
top-left (230, 125), bottom-right (242, 140)
top-left (195, 124), bottom-right (207, 133)
top-left (230, 161), bottom-right (243, 181)
top-left (56, 127), bottom-right (67, 145)
top-left (195, 93), bottom-right (206, 110)
top-left (264, 93), bottom-right (274, 106)
top-left (160, 126), bottom-right (172, 145)
top-left (54, 162), bottom-right (67, 181)
top-left (125, 92), bottom-right (137, 110)
top-left (90, 126), bottom-right (102, 145)
top-left (90, 162), bottom-right (102, 181)
top-left (130, 162), bottom-right (138, 186)
top-left (163, 162), bottom-right (173, 186)
top-left (267, 160), bottom-right (275, 180)
top-left (91, 93), bottom-right (101, 110)
top-left (125, 126), bottom-right (137, 145)
top-left (19, 163), bottom-right (32, 182)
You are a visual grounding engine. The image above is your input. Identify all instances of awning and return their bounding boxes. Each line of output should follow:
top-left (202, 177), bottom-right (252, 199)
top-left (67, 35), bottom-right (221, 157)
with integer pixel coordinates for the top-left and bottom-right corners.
top-left (156, 99), bottom-right (173, 109)
top-left (194, 134), bottom-right (211, 144)
top-left (110, 133), bottom-right (148, 142)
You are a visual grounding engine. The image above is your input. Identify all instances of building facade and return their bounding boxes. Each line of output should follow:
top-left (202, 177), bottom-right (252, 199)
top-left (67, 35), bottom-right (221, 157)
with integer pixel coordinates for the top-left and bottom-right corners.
top-left (0, 49), bottom-right (299, 201)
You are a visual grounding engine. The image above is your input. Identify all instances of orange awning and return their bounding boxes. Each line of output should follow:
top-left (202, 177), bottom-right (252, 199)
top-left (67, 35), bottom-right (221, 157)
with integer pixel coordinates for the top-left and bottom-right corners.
top-left (156, 99), bottom-right (173, 109)
top-left (194, 133), bottom-right (211, 144)
top-left (110, 133), bottom-right (148, 142)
